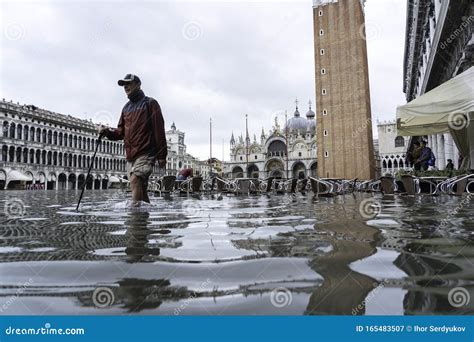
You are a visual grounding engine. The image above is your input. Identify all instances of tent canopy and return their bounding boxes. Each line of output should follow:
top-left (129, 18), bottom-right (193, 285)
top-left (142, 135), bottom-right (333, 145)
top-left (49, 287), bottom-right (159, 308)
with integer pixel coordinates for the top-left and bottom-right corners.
top-left (396, 67), bottom-right (474, 136)
top-left (8, 170), bottom-right (31, 182)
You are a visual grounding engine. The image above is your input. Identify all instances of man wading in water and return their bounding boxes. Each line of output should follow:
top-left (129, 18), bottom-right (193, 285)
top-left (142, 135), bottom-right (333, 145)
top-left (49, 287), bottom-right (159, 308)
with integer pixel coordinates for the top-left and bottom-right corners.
top-left (98, 74), bottom-right (167, 204)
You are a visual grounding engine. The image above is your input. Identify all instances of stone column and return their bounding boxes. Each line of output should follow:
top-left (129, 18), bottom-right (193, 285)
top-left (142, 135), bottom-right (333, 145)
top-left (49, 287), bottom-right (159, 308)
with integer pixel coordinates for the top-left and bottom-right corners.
top-left (437, 134), bottom-right (445, 169)
top-left (65, 174), bottom-right (69, 190)
top-left (431, 134), bottom-right (437, 166)
top-left (75, 174), bottom-right (78, 191)
top-left (468, 112), bottom-right (474, 170)
top-left (444, 133), bottom-right (454, 166)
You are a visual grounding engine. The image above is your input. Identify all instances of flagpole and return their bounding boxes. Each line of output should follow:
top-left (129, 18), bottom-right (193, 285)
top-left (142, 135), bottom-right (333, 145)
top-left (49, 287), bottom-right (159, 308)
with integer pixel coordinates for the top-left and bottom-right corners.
top-left (245, 114), bottom-right (249, 178)
top-left (210, 117), bottom-right (212, 177)
top-left (285, 110), bottom-right (289, 179)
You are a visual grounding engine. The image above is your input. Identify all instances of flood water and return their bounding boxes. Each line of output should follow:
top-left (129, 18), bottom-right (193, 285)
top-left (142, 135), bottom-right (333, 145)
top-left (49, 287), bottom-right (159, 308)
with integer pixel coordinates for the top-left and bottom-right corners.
top-left (0, 190), bottom-right (473, 315)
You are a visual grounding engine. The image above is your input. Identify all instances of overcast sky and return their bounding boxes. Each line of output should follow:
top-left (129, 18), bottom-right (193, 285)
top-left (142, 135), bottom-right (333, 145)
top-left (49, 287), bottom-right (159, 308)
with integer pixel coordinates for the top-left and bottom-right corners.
top-left (1, 0), bottom-right (407, 161)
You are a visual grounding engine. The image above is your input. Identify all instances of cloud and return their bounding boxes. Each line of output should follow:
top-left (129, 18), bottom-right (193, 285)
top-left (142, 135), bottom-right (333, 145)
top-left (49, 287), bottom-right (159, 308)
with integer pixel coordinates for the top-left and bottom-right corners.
top-left (1, 0), bottom-right (406, 159)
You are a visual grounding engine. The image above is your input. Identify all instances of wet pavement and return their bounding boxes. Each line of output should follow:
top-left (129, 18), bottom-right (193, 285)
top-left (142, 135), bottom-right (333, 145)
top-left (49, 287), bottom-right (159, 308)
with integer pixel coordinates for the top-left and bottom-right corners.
top-left (0, 190), bottom-right (473, 315)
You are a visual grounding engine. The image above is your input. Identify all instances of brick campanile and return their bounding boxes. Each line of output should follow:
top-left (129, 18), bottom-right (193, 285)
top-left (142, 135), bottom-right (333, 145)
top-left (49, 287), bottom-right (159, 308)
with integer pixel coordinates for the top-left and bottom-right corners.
top-left (313, 0), bottom-right (375, 180)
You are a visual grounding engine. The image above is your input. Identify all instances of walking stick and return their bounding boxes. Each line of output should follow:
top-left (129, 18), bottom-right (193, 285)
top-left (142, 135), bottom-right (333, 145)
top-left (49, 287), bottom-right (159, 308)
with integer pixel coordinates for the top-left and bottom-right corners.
top-left (76, 133), bottom-right (103, 211)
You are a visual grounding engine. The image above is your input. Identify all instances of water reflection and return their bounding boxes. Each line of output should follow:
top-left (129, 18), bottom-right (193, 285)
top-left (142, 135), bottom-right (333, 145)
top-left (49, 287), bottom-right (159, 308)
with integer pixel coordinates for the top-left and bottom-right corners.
top-left (0, 190), bottom-right (472, 315)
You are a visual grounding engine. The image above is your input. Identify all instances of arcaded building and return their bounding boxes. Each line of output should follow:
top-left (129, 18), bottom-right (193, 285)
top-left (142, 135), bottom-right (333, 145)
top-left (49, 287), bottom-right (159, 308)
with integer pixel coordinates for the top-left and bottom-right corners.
top-left (0, 100), bottom-right (209, 190)
top-left (313, 0), bottom-right (375, 180)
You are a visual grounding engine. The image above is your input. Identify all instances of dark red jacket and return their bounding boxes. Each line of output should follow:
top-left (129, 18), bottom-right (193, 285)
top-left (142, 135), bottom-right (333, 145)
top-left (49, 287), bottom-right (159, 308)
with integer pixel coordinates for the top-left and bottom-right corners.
top-left (104, 90), bottom-right (167, 162)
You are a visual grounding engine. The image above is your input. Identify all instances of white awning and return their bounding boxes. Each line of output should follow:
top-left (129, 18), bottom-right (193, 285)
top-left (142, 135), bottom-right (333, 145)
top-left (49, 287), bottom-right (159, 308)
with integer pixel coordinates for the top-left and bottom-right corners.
top-left (396, 67), bottom-right (474, 136)
top-left (109, 176), bottom-right (121, 183)
top-left (7, 170), bottom-right (30, 182)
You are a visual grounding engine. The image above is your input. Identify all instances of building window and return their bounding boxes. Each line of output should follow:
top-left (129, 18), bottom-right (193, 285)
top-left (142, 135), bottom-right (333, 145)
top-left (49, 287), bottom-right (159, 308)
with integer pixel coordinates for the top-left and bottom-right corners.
top-left (324, 151), bottom-right (329, 158)
top-left (319, 10), bottom-right (323, 16)
top-left (298, 152), bottom-right (302, 157)
top-left (320, 49), bottom-right (325, 55)
top-left (322, 89), bottom-right (327, 95)
top-left (323, 129), bottom-right (328, 136)
top-left (255, 155), bottom-right (257, 160)
top-left (322, 109), bottom-right (328, 115)
top-left (240, 156), bottom-right (242, 161)
top-left (321, 68), bottom-right (326, 75)
top-left (394, 136), bottom-right (405, 147)
top-left (319, 29), bottom-right (324, 36)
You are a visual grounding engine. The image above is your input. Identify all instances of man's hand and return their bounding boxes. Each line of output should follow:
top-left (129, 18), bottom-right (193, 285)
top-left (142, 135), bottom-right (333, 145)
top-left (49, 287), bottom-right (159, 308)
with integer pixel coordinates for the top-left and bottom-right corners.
top-left (158, 159), bottom-right (166, 168)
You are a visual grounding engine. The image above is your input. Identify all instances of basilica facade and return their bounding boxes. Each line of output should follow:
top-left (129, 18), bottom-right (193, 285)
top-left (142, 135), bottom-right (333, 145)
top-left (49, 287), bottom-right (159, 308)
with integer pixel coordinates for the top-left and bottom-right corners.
top-left (224, 101), bottom-right (317, 179)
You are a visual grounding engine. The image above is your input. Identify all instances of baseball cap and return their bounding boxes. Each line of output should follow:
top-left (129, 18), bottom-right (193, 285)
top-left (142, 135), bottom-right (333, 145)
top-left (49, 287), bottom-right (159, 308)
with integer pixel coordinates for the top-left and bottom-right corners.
top-left (118, 74), bottom-right (141, 86)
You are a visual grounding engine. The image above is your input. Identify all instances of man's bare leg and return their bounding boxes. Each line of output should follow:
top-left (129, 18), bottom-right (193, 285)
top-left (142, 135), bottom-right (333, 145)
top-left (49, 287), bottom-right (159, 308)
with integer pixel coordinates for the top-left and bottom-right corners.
top-left (130, 175), bottom-right (150, 204)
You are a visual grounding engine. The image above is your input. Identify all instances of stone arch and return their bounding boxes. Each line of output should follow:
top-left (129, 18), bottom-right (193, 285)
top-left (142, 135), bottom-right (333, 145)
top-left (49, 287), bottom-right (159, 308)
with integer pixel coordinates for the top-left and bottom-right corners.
top-left (0, 169), bottom-right (6, 189)
top-left (17, 123), bottom-right (22, 139)
top-left (265, 158), bottom-right (285, 178)
top-left (309, 161), bottom-right (317, 177)
top-left (58, 173), bottom-right (67, 190)
top-left (22, 147), bottom-right (28, 163)
top-left (232, 166), bottom-right (244, 179)
top-left (94, 175), bottom-right (101, 189)
top-left (47, 172), bottom-right (57, 190)
top-left (9, 122), bottom-right (16, 139)
top-left (23, 125), bottom-right (29, 141)
top-left (2, 145), bottom-right (8, 162)
top-left (36, 171), bottom-right (46, 185)
top-left (247, 164), bottom-right (259, 178)
top-left (292, 161), bottom-right (306, 179)
top-left (267, 139), bottom-right (287, 158)
top-left (68, 173), bottom-right (76, 190)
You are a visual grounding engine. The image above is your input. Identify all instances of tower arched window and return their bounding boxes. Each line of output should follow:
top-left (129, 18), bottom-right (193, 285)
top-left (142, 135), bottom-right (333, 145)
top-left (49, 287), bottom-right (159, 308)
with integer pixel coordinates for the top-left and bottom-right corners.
top-left (394, 136), bottom-right (404, 147)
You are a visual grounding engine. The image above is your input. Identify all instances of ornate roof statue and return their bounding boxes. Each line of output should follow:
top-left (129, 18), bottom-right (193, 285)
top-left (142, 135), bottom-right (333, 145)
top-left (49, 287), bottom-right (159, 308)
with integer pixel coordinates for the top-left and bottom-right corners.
top-left (273, 116), bottom-right (281, 134)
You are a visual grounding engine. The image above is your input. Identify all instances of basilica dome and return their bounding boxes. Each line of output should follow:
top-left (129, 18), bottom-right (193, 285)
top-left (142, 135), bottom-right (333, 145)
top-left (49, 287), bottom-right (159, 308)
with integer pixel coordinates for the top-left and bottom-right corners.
top-left (286, 106), bottom-right (308, 132)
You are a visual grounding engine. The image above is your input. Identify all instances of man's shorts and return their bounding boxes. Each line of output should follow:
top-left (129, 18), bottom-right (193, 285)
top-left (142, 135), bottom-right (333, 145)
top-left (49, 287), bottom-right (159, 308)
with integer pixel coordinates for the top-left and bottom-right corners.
top-left (127, 154), bottom-right (155, 183)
